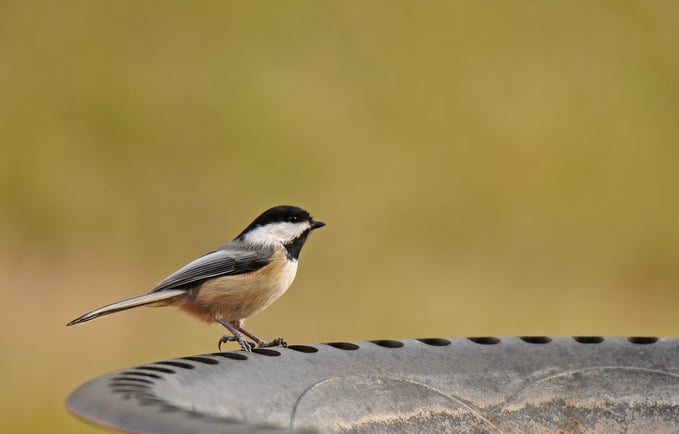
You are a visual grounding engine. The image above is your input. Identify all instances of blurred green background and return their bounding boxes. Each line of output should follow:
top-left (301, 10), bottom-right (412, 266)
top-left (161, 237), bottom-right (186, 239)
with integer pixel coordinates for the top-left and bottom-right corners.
top-left (2, 2), bottom-right (679, 433)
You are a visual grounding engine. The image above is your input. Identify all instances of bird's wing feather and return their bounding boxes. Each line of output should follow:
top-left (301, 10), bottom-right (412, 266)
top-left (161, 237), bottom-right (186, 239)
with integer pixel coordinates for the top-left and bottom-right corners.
top-left (150, 245), bottom-right (272, 292)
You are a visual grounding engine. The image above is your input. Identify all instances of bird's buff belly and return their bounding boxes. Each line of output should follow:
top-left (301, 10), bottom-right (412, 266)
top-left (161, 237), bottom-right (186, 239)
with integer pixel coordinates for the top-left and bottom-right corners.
top-left (175, 251), bottom-right (298, 323)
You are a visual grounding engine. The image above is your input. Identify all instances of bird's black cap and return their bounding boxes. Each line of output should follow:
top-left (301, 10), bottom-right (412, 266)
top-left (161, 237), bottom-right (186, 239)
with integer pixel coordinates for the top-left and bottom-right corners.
top-left (237, 205), bottom-right (323, 239)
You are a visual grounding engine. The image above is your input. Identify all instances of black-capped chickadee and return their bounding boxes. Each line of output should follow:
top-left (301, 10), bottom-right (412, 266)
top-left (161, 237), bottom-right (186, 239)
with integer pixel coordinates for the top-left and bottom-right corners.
top-left (67, 205), bottom-right (325, 352)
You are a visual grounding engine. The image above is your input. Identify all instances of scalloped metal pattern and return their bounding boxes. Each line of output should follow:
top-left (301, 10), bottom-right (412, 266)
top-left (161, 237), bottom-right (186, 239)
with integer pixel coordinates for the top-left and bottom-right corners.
top-left (67, 337), bottom-right (679, 433)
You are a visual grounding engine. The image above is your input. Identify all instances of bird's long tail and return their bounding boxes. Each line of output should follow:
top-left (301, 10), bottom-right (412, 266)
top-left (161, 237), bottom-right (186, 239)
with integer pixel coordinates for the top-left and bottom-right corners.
top-left (66, 289), bottom-right (187, 326)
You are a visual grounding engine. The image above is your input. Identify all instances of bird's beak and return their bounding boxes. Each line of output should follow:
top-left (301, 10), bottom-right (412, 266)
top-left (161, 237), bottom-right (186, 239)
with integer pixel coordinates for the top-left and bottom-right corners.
top-left (310, 220), bottom-right (326, 230)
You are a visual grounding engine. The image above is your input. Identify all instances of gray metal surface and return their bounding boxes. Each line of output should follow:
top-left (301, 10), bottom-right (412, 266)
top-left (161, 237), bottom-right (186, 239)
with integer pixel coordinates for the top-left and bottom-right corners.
top-left (67, 337), bottom-right (679, 433)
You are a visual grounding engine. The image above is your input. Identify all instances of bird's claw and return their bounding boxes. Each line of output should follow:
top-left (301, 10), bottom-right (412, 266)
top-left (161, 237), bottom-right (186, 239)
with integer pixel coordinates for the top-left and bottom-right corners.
top-left (218, 334), bottom-right (253, 352)
top-left (258, 337), bottom-right (288, 348)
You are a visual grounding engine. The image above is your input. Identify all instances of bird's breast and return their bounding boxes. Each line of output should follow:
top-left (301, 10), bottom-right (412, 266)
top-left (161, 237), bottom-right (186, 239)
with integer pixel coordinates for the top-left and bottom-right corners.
top-left (178, 249), bottom-right (298, 323)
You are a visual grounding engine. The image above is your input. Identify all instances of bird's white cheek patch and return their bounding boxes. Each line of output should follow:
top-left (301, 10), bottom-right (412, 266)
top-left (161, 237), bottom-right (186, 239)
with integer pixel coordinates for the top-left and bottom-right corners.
top-left (244, 222), bottom-right (311, 245)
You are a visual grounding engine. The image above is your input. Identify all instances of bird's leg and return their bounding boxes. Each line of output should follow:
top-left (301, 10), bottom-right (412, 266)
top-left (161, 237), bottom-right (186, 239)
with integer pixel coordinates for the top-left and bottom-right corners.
top-left (216, 318), bottom-right (253, 352)
top-left (237, 325), bottom-right (288, 349)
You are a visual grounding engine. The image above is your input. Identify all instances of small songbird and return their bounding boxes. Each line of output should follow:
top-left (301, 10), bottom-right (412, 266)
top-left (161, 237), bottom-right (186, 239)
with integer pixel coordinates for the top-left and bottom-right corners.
top-left (67, 205), bottom-right (325, 352)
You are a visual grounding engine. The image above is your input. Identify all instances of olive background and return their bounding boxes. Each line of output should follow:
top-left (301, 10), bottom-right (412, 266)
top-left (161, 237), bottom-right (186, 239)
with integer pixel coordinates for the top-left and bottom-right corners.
top-left (2, 2), bottom-right (679, 433)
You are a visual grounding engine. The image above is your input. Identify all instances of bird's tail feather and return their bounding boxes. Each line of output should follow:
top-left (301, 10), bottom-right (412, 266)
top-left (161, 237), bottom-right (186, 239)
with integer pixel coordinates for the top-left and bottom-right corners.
top-left (66, 289), bottom-right (186, 326)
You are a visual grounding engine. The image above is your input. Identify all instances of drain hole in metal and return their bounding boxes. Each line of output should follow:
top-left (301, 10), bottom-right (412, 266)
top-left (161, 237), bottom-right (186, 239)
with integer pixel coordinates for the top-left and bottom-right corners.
top-left (573, 336), bottom-right (605, 344)
top-left (181, 356), bottom-right (219, 365)
top-left (112, 387), bottom-right (148, 394)
top-left (520, 336), bottom-right (552, 344)
top-left (136, 365), bottom-right (176, 374)
top-left (156, 361), bottom-right (195, 369)
top-left (211, 352), bottom-right (249, 360)
top-left (326, 342), bottom-right (360, 350)
top-left (112, 385), bottom-right (147, 391)
top-left (628, 337), bottom-right (658, 344)
top-left (111, 377), bottom-right (155, 385)
top-left (371, 339), bottom-right (404, 348)
top-left (251, 348), bottom-right (281, 356)
top-left (110, 383), bottom-right (150, 390)
top-left (468, 337), bottom-right (501, 345)
top-left (418, 338), bottom-right (452, 346)
top-left (121, 371), bottom-right (162, 379)
top-left (287, 345), bottom-right (319, 353)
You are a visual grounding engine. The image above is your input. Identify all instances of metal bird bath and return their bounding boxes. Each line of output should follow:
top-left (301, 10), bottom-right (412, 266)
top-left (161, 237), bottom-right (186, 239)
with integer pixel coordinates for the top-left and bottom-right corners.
top-left (67, 336), bottom-right (679, 433)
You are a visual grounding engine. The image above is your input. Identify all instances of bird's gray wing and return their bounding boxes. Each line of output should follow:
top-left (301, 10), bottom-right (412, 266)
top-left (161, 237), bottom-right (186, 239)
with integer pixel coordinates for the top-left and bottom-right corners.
top-left (150, 245), bottom-right (272, 293)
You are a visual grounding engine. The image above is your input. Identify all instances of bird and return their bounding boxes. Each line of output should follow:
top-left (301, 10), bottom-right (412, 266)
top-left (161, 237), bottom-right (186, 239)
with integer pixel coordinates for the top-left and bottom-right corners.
top-left (67, 205), bottom-right (325, 352)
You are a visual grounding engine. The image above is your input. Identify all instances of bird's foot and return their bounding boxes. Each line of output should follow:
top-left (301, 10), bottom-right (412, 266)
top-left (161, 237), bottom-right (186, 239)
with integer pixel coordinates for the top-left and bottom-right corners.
top-left (257, 337), bottom-right (288, 348)
top-left (218, 334), bottom-right (253, 352)
top-left (235, 324), bottom-right (288, 349)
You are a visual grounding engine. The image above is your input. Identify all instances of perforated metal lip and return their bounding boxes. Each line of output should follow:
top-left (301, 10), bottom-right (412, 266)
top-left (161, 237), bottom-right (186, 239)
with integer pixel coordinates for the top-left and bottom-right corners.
top-left (67, 337), bottom-right (679, 433)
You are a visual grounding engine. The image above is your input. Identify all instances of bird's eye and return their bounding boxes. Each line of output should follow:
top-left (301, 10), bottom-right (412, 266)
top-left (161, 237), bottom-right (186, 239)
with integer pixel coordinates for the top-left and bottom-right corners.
top-left (290, 216), bottom-right (298, 222)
